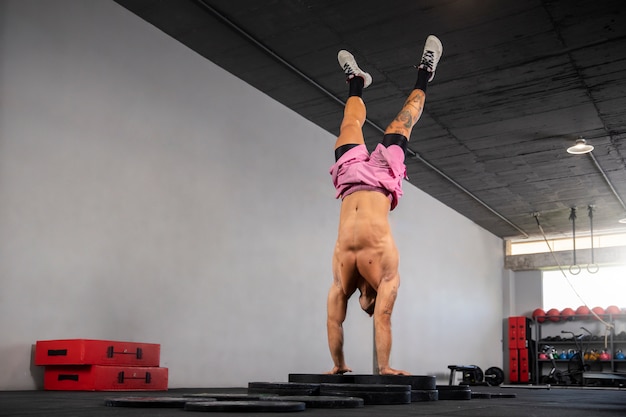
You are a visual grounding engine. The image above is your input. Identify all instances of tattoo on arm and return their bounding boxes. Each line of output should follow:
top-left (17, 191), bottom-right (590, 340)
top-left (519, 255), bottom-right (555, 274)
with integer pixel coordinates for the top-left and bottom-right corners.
top-left (382, 290), bottom-right (398, 315)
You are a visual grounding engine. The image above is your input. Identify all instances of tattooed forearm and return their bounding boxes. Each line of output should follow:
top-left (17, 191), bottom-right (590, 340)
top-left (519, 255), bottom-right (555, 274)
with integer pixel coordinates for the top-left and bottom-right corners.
top-left (381, 290), bottom-right (397, 315)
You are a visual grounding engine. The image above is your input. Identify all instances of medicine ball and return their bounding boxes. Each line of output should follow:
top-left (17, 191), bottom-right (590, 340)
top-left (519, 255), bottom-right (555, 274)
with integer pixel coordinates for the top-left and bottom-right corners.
top-left (605, 305), bottom-right (620, 316)
top-left (575, 305), bottom-right (590, 316)
top-left (546, 308), bottom-right (561, 322)
top-left (560, 307), bottom-right (575, 321)
top-left (591, 306), bottom-right (605, 316)
top-left (532, 308), bottom-right (546, 323)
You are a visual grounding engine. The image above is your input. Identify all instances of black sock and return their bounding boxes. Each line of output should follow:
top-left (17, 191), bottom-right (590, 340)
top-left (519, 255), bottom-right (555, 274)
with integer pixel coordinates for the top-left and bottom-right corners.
top-left (348, 76), bottom-right (365, 97)
top-left (414, 68), bottom-right (431, 93)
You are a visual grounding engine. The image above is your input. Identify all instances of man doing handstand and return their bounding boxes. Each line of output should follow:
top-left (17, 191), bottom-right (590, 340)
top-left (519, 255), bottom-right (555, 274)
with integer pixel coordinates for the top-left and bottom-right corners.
top-left (327, 35), bottom-right (443, 375)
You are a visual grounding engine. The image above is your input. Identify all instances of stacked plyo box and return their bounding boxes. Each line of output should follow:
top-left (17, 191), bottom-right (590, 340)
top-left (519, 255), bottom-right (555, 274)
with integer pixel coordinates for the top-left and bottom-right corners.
top-left (507, 317), bottom-right (531, 383)
top-left (35, 339), bottom-right (168, 391)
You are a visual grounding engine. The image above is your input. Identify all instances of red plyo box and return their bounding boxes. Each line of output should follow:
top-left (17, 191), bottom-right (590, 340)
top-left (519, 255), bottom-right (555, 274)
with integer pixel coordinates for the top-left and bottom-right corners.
top-left (519, 348), bottom-right (530, 382)
top-left (43, 365), bottom-right (168, 391)
top-left (508, 317), bottom-right (518, 349)
top-left (516, 316), bottom-right (530, 349)
top-left (35, 339), bottom-right (160, 367)
top-left (509, 349), bottom-right (519, 382)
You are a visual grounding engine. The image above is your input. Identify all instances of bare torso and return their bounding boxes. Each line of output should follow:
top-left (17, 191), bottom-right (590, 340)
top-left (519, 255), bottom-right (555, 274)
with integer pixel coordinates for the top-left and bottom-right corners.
top-left (333, 190), bottom-right (399, 307)
top-left (328, 189), bottom-right (407, 374)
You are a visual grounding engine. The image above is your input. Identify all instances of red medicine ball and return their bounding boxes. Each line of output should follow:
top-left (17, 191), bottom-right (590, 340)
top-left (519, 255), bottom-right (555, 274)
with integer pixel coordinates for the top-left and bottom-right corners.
top-left (606, 305), bottom-right (621, 316)
top-left (561, 307), bottom-right (575, 320)
top-left (592, 306), bottom-right (605, 316)
top-left (576, 305), bottom-right (590, 316)
top-left (547, 308), bottom-right (561, 322)
top-left (532, 308), bottom-right (546, 323)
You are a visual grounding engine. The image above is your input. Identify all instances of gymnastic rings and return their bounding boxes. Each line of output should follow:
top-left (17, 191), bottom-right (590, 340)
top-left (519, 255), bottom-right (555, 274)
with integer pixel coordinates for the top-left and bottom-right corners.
top-left (569, 264), bottom-right (581, 275)
top-left (569, 208), bottom-right (581, 275)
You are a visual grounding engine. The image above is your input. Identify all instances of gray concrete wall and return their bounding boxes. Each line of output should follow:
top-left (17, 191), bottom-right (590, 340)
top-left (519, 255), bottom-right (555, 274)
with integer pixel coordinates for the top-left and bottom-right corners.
top-left (0, 0), bottom-right (504, 389)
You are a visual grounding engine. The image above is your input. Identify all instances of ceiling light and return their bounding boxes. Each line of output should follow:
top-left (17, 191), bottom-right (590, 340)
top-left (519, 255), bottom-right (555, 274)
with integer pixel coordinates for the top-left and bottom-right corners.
top-left (619, 217), bottom-right (626, 224)
top-left (567, 138), bottom-right (594, 154)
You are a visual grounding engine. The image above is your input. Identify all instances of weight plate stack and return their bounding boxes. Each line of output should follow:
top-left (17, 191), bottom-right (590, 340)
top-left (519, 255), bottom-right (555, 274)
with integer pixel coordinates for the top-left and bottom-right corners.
top-left (436, 385), bottom-right (472, 400)
top-left (184, 400), bottom-right (306, 412)
top-left (411, 389), bottom-right (439, 402)
top-left (104, 396), bottom-right (212, 408)
top-left (288, 373), bottom-right (356, 384)
top-left (248, 382), bottom-right (320, 396)
top-left (353, 374), bottom-right (436, 390)
top-left (319, 383), bottom-right (411, 405)
top-left (259, 395), bottom-right (364, 409)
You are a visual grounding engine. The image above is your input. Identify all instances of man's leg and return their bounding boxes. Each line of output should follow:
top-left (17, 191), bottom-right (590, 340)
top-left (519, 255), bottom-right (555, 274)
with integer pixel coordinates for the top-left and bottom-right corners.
top-left (334, 50), bottom-right (372, 152)
top-left (326, 50), bottom-right (373, 374)
top-left (373, 36), bottom-right (444, 375)
top-left (384, 35), bottom-right (443, 140)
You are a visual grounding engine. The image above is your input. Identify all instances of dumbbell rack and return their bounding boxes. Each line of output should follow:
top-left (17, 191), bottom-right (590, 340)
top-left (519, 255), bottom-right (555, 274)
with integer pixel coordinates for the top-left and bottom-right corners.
top-left (533, 314), bottom-right (626, 386)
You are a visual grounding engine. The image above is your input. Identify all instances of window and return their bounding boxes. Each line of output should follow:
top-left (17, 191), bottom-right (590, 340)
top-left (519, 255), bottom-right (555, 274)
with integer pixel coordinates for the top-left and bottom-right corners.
top-left (511, 233), bottom-right (626, 256)
top-left (542, 265), bottom-right (626, 311)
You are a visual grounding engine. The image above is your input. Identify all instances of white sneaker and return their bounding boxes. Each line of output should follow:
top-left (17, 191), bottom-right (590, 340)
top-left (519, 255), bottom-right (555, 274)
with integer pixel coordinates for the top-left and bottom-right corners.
top-left (418, 35), bottom-right (443, 81)
top-left (337, 50), bottom-right (372, 88)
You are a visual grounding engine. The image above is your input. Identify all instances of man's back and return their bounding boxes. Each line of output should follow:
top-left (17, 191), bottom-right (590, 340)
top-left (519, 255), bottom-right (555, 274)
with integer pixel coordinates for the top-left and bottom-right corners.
top-left (335, 190), bottom-right (397, 291)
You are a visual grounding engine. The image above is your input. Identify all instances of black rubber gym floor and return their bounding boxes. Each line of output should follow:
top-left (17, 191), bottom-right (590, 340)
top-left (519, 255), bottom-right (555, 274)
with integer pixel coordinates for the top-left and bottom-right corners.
top-left (1, 386), bottom-right (625, 417)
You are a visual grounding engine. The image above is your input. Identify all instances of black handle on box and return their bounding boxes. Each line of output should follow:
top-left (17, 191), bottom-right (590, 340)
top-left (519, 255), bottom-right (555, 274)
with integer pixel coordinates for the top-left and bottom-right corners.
top-left (58, 374), bottom-right (79, 382)
top-left (107, 346), bottom-right (143, 359)
top-left (117, 371), bottom-right (152, 384)
top-left (47, 349), bottom-right (68, 356)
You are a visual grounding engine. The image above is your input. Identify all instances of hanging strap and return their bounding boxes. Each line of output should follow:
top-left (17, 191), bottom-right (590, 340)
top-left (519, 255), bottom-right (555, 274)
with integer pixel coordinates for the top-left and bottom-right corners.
top-left (569, 207), bottom-right (580, 275)
top-left (587, 205), bottom-right (599, 273)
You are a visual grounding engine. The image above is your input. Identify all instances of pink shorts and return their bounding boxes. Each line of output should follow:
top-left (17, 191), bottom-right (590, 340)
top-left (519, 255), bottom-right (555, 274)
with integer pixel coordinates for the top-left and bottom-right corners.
top-left (329, 144), bottom-right (407, 210)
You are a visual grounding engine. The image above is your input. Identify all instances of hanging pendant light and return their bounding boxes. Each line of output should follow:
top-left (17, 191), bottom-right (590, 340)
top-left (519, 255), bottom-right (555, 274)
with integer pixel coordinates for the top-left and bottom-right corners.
top-left (567, 137), bottom-right (594, 154)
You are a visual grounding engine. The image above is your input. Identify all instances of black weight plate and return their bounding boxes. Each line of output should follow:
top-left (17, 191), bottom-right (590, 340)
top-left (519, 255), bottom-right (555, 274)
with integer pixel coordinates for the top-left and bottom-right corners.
top-left (104, 396), bottom-right (213, 408)
top-left (184, 400), bottom-right (306, 412)
top-left (436, 385), bottom-right (472, 401)
top-left (319, 390), bottom-right (410, 405)
top-left (320, 383), bottom-right (411, 392)
top-left (248, 382), bottom-right (320, 396)
top-left (183, 393), bottom-right (262, 401)
top-left (260, 395), bottom-right (364, 408)
top-left (484, 367), bottom-right (505, 386)
top-left (288, 373), bottom-right (356, 384)
top-left (471, 392), bottom-right (492, 399)
top-left (411, 389), bottom-right (439, 402)
top-left (353, 374), bottom-right (436, 390)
